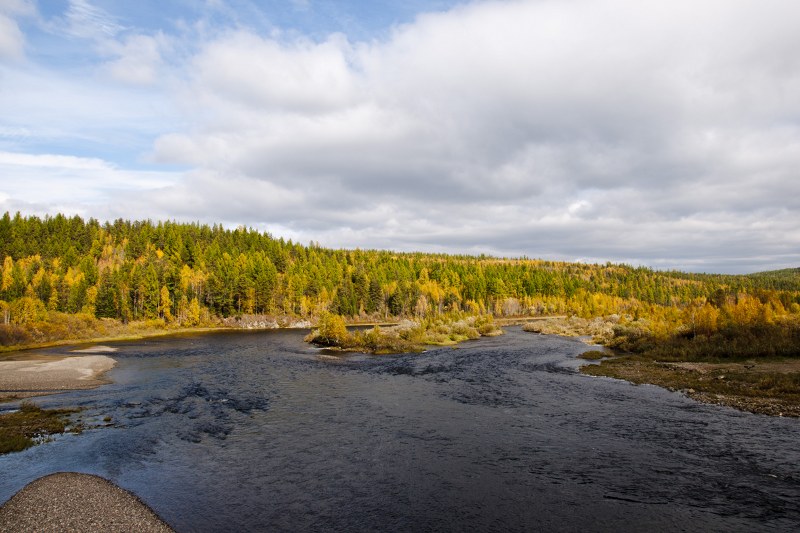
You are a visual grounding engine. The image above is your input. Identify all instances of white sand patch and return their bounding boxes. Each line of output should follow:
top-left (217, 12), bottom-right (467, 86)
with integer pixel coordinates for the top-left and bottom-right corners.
top-left (16, 356), bottom-right (116, 379)
top-left (0, 355), bottom-right (117, 392)
top-left (71, 345), bottom-right (119, 354)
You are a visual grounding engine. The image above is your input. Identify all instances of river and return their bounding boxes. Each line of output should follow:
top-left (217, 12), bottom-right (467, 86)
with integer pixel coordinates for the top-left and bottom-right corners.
top-left (1, 327), bottom-right (798, 531)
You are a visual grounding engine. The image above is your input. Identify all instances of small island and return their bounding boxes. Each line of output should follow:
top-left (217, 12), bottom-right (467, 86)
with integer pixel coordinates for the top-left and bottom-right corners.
top-left (304, 311), bottom-right (503, 354)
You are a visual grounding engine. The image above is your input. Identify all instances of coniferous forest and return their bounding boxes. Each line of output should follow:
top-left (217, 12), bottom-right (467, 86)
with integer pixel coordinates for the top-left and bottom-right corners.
top-left (1, 212), bottom-right (799, 359)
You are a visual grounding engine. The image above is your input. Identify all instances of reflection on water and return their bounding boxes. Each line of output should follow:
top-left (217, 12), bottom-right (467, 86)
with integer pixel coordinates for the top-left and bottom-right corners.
top-left (1, 328), bottom-right (799, 532)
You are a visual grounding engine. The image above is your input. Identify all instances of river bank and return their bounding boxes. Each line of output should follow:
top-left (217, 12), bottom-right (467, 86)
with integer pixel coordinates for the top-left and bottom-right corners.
top-left (522, 316), bottom-right (800, 417)
top-left (0, 324), bottom-right (227, 355)
top-left (583, 356), bottom-right (800, 417)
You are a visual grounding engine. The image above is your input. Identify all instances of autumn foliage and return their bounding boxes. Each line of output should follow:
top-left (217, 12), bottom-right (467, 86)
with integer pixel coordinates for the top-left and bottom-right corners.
top-left (0, 212), bottom-right (798, 356)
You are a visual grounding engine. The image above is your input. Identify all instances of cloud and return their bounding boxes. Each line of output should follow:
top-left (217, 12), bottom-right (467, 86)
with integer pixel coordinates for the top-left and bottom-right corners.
top-left (0, 150), bottom-right (180, 220)
top-left (0, 0), bottom-right (34, 59)
top-left (103, 33), bottom-right (167, 85)
top-left (0, 14), bottom-right (24, 58)
top-left (0, 55), bottom-right (176, 164)
top-left (60, 0), bottom-right (122, 40)
top-left (5, 0), bottom-right (800, 272)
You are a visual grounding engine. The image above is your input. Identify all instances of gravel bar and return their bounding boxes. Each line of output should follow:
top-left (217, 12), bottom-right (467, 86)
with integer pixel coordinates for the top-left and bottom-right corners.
top-left (0, 472), bottom-right (175, 532)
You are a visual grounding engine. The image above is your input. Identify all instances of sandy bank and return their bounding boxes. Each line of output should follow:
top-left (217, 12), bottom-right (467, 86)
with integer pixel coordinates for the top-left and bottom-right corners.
top-left (0, 472), bottom-right (174, 532)
top-left (70, 345), bottom-right (119, 354)
top-left (0, 355), bottom-right (116, 401)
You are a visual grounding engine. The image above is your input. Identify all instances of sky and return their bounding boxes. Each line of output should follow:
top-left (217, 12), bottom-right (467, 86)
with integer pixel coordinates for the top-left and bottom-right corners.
top-left (1, 0), bottom-right (799, 274)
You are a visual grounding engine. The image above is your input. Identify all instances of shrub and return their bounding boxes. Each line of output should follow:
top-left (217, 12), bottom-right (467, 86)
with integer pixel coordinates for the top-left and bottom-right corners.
top-left (306, 312), bottom-right (350, 347)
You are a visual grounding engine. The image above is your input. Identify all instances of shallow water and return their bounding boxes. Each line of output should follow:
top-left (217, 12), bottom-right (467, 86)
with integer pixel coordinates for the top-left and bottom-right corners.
top-left (1, 327), bottom-right (798, 532)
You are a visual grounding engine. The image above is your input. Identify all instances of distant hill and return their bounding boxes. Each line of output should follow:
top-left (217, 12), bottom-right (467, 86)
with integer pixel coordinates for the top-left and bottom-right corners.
top-left (747, 268), bottom-right (800, 291)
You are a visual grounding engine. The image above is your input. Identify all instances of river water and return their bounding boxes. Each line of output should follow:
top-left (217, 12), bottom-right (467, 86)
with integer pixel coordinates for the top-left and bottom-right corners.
top-left (1, 327), bottom-right (798, 532)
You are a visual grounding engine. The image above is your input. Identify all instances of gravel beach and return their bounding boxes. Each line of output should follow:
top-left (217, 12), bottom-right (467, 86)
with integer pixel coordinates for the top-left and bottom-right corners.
top-left (0, 473), bottom-right (174, 532)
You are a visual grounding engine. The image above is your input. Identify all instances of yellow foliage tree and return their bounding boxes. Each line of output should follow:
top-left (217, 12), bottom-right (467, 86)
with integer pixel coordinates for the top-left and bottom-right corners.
top-left (160, 285), bottom-right (173, 322)
top-left (10, 297), bottom-right (47, 325)
top-left (187, 297), bottom-right (201, 326)
top-left (82, 286), bottom-right (97, 315)
top-left (1, 257), bottom-right (12, 292)
top-left (312, 312), bottom-right (349, 346)
top-left (694, 303), bottom-right (719, 336)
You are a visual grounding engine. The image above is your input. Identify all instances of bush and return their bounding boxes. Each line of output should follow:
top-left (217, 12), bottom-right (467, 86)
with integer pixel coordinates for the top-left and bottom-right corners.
top-left (578, 350), bottom-right (607, 360)
top-left (306, 312), bottom-right (350, 347)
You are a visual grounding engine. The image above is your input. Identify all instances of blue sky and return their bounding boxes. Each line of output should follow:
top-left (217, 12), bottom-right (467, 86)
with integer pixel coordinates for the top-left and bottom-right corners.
top-left (1, 0), bottom-right (800, 273)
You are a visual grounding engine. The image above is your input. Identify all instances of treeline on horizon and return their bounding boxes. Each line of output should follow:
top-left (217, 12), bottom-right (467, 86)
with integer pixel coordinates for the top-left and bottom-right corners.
top-left (1, 212), bottom-right (799, 357)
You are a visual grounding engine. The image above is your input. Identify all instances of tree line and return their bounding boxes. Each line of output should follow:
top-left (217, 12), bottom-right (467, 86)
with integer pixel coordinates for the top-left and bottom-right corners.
top-left (1, 212), bottom-right (799, 351)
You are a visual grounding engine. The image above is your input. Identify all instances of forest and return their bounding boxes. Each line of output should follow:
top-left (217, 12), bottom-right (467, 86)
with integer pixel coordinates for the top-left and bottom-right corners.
top-left (0, 212), bottom-right (799, 359)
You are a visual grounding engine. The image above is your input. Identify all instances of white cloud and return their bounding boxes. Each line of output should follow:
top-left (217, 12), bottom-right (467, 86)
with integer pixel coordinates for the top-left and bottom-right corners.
top-left (0, 14), bottom-right (24, 58)
top-left (0, 58), bottom-right (176, 157)
top-left (0, 0), bottom-right (34, 17)
top-left (0, 151), bottom-right (111, 170)
top-left (191, 31), bottom-right (358, 113)
top-left (103, 33), bottom-right (167, 85)
top-left (0, 0), bottom-right (34, 60)
top-left (0, 151), bottom-right (179, 208)
top-left (5, 0), bottom-right (800, 272)
top-left (60, 0), bottom-right (122, 40)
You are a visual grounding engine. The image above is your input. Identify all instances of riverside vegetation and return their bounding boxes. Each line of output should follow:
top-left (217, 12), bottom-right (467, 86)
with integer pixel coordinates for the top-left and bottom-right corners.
top-left (0, 402), bottom-right (79, 454)
top-left (305, 311), bottom-right (502, 353)
top-left (522, 302), bottom-right (800, 416)
top-left (0, 213), bottom-right (799, 414)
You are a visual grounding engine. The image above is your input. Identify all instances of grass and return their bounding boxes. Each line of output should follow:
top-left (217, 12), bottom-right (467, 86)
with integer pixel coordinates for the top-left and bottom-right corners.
top-left (577, 350), bottom-right (607, 360)
top-left (0, 401), bottom-right (79, 454)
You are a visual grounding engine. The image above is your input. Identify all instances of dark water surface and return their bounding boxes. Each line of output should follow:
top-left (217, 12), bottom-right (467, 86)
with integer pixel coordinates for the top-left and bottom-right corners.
top-left (1, 327), bottom-right (798, 532)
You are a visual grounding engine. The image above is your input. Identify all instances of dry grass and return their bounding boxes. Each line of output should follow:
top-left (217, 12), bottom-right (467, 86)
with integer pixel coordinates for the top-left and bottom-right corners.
top-left (577, 350), bottom-right (608, 360)
top-left (522, 316), bottom-right (617, 344)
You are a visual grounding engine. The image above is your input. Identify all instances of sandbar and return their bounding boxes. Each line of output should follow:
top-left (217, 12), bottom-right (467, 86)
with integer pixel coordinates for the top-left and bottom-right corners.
top-left (0, 354), bottom-right (116, 401)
